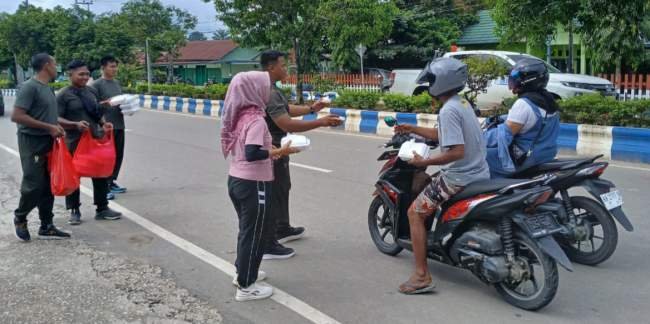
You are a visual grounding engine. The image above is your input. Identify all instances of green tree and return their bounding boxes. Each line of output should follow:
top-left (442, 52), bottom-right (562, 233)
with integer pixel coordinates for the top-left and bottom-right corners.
top-left (318, 0), bottom-right (398, 69)
top-left (188, 31), bottom-right (207, 41)
top-left (0, 13), bottom-right (15, 73)
top-left (491, 0), bottom-right (648, 73)
top-left (206, 0), bottom-right (397, 101)
top-left (207, 0), bottom-right (327, 102)
top-left (0, 4), bottom-right (57, 68)
top-left (462, 56), bottom-right (509, 109)
top-left (211, 28), bottom-right (230, 40)
top-left (119, 0), bottom-right (197, 83)
top-left (368, 0), bottom-right (479, 69)
top-left (576, 0), bottom-right (648, 72)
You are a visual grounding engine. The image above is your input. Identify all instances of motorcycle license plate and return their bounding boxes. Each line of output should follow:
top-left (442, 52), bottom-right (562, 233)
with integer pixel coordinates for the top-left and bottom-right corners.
top-left (600, 190), bottom-right (623, 210)
top-left (523, 212), bottom-right (562, 237)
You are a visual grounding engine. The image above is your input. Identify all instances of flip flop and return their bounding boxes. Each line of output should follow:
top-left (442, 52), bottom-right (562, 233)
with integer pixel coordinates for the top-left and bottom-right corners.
top-left (398, 279), bottom-right (436, 295)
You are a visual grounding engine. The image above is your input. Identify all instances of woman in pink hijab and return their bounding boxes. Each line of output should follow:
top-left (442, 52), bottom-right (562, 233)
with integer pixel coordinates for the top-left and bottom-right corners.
top-left (221, 71), bottom-right (297, 301)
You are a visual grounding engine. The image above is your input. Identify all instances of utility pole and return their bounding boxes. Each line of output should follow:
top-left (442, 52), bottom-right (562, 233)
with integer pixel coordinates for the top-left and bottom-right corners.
top-left (146, 38), bottom-right (152, 93)
top-left (74, 0), bottom-right (93, 11)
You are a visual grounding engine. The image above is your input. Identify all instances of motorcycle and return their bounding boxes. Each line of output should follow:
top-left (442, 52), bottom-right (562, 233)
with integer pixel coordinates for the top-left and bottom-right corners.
top-left (484, 115), bottom-right (633, 266)
top-left (369, 117), bottom-right (572, 310)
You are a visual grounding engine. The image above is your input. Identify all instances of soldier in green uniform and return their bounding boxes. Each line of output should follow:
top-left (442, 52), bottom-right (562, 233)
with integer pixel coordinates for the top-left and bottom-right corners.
top-left (91, 55), bottom-right (127, 196)
top-left (56, 60), bottom-right (122, 225)
top-left (11, 53), bottom-right (70, 241)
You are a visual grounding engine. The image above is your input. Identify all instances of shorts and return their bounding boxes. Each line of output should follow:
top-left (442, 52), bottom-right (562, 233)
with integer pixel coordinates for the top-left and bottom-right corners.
top-left (410, 173), bottom-right (464, 215)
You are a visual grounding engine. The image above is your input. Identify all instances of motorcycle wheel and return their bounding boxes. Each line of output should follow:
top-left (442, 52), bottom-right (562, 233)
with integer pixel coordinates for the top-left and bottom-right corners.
top-left (495, 231), bottom-right (559, 311)
top-left (561, 196), bottom-right (618, 266)
top-left (368, 196), bottom-right (403, 256)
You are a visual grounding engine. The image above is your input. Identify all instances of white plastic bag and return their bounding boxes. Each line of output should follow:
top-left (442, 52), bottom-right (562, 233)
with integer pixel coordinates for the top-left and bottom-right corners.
top-left (398, 139), bottom-right (430, 161)
top-left (280, 134), bottom-right (310, 151)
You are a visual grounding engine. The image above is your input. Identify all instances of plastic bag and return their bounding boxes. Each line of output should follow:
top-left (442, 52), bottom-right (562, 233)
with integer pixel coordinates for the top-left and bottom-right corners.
top-left (48, 137), bottom-right (80, 196)
top-left (72, 129), bottom-right (116, 178)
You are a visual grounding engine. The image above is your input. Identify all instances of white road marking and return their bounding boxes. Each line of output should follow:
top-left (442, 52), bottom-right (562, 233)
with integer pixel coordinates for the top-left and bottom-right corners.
top-left (0, 142), bottom-right (341, 324)
top-left (289, 162), bottom-right (333, 173)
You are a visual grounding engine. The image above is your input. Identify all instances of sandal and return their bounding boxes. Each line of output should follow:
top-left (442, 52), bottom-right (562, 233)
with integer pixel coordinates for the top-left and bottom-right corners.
top-left (398, 276), bottom-right (436, 295)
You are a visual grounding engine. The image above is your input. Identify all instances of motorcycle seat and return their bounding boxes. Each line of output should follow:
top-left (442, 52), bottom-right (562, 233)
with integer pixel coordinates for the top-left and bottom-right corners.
top-left (511, 157), bottom-right (595, 178)
top-left (446, 178), bottom-right (529, 206)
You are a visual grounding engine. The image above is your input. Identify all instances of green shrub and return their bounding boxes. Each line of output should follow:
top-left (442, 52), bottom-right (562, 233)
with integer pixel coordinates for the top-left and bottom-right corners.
top-left (49, 82), bottom-right (68, 90)
top-left (333, 90), bottom-right (382, 110)
top-left (205, 83), bottom-right (228, 100)
top-left (409, 93), bottom-right (434, 113)
top-left (0, 79), bottom-right (14, 88)
top-left (559, 94), bottom-right (620, 125)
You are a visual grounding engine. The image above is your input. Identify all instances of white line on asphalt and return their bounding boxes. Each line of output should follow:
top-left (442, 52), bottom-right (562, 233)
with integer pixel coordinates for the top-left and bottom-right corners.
top-left (0, 143), bottom-right (342, 324)
top-left (290, 162), bottom-right (333, 173)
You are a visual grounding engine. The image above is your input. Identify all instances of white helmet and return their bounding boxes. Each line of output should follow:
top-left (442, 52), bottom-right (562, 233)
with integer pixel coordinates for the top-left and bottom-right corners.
top-left (416, 57), bottom-right (468, 97)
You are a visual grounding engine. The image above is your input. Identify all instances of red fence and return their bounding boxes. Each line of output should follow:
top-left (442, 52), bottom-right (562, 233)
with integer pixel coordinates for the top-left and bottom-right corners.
top-left (286, 73), bottom-right (383, 88)
top-left (594, 74), bottom-right (650, 100)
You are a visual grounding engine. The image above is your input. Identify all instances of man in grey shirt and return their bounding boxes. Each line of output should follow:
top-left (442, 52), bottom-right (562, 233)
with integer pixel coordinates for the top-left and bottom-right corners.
top-left (11, 53), bottom-right (70, 241)
top-left (394, 58), bottom-right (489, 295)
top-left (91, 55), bottom-right (127, 195)
top-left (261, 50), bottom-right (343, 260)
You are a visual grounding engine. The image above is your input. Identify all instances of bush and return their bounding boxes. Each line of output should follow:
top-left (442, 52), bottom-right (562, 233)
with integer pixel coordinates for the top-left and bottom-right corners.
top-left (127, 83), bottom-right (229, 100)
top-left (0, 79), bottom-right (14, 88)
top-left (49, 82), bottom-right (68, 90)
top-left (333, 90), bottom-right (382, 110)
top-left (560, 94), bottom-right (650, 127)
top-left (381, 93), bottom-right (432, 113)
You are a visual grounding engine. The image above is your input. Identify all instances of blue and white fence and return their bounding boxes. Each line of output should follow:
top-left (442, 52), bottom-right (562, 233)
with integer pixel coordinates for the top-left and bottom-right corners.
top-left (1, 89), bottom-right (17, 96)
top-left (138, 94), bottom-right (225, 117)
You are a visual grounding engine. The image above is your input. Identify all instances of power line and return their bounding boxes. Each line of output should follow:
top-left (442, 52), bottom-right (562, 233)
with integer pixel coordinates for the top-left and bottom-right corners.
top-left (74, 0), bottom-right (94, 11)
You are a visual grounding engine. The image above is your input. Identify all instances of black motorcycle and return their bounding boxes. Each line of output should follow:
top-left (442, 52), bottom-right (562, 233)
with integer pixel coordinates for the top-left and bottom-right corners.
top-left (484, 115), bottom-right (632, 266)
top-left (368, 117), bottom-right (572, 310)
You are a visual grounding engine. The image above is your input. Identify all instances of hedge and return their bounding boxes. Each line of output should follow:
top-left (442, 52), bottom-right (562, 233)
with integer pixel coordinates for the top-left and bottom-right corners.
top-left (125, 83), bottom-right (228, 100)
top-left (559, 94), bottom-right (650, 128)
top-left (332, 91), bottom-right (650, 128)
top-left (0, 79), bottom-right (14, 89)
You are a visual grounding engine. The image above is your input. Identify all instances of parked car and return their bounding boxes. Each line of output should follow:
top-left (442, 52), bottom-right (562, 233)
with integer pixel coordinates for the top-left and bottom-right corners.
top-left (364, 68), bottom-right (394, 91)
top-left (390, 50), bottom-right (617, 109)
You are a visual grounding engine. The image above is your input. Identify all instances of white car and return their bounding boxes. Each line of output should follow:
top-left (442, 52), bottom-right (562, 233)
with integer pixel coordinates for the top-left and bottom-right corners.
top-left (390, 50), bottom-right (617, 109)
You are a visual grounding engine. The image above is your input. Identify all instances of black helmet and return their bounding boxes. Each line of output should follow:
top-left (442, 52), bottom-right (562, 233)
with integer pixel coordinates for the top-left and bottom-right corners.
top-left (508, 58), bottom-right (549, 93)
top-left (416, 57), bottom-right (468, 98)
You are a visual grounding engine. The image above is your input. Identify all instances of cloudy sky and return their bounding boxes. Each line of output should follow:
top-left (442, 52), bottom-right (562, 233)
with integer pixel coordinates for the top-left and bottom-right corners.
top-left (0, 0), bottom-right (224, 34)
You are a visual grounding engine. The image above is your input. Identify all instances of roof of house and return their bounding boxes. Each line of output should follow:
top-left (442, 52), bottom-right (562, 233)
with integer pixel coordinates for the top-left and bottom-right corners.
top-left (220, 47), bottom-right (260, 63)
top-left (157, 40), bottom-right (238, 64)
top-left (456, 10), bottom-right (499, 45)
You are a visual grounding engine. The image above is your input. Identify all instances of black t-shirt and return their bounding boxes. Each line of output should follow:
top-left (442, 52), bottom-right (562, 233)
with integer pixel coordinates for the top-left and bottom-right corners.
top-left (57, 86), bottom-right (105, 148)
top-left (14, 78), bottom-right (58, 136)
top-left (265, 86), bottom-right (289, 146)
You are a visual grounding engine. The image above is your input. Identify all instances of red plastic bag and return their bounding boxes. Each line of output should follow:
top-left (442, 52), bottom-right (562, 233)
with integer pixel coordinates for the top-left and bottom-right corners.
top-left (72, 129), bottom-right (116, 178)
top-left (48, 137), bottom-right (80, 196)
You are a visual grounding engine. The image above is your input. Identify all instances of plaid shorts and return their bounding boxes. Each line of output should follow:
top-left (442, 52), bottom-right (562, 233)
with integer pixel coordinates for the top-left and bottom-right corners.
top-left (410, 173), bottom-right (464, 215)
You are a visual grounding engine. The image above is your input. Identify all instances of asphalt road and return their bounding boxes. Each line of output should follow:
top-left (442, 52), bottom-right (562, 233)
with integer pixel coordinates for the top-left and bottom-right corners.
top-left (2, 96), bottom-right (650, 324)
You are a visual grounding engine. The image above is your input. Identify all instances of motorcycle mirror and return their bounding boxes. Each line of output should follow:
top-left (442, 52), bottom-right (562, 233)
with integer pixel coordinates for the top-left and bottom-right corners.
top-left (384, 116), bottom-right (397, 127)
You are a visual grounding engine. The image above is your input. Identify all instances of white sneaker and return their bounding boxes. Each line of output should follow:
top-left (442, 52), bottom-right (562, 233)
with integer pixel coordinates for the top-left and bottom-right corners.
top-left (235, 283), bottom-right (273, 301)
top-left (232, 270), bottom-right (267, 286)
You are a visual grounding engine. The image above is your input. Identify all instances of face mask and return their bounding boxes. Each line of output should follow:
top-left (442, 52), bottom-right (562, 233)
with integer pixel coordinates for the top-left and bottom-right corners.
top-left (275, 80), bottom-right (282, 88)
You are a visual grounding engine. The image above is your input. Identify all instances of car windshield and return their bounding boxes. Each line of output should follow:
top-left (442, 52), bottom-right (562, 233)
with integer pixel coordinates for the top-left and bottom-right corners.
top-left (506, 54), bottom-right (562, 73)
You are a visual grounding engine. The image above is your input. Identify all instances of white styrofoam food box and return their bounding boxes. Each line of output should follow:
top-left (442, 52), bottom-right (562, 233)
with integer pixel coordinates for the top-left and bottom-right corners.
top-left (398, 139), bottom-right (430, 161)
top-left (280, 134), bottom-right (310, 151)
